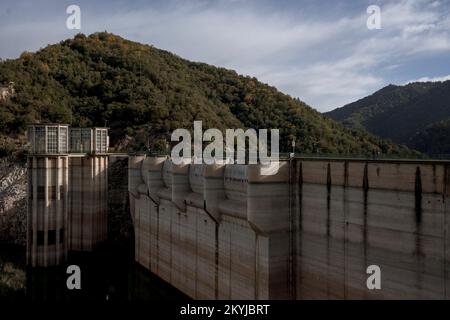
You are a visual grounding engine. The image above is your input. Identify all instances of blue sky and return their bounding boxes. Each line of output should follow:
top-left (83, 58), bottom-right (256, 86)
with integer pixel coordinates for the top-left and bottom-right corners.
top-left (1, 0), bottom-right (449, 111)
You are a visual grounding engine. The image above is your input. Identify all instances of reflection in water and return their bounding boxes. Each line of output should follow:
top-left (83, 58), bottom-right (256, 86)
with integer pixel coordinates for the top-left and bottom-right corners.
top-left (0, 243), bottom-right (188, 301)
top-left (0, 245), bottom-right (26, 300)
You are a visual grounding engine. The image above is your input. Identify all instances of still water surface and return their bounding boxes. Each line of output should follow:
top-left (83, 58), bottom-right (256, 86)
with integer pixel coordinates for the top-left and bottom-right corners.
top-left (0, 243), bottom-right (188, 301)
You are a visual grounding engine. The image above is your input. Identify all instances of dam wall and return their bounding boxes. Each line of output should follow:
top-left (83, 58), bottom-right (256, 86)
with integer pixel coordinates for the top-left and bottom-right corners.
top-left (295, 159), bottom-right (450, 299)
top-left (129, 156), bottom-right (292, 299)
top-left (129, 156), bottom-right (450, 299)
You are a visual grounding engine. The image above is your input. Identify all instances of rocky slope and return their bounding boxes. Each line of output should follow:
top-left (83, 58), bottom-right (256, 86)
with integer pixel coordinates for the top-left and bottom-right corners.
top-left (0, 156), bottom-right (133, 247)
top-left (0, 158), bottom-right (27, 246)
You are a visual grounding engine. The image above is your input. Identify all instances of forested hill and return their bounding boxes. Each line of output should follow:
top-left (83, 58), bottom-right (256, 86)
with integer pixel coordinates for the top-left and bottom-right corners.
top-left (0, 32), bottom-right (414, 157)
top-left (326, 81), bottom-right (450, 155)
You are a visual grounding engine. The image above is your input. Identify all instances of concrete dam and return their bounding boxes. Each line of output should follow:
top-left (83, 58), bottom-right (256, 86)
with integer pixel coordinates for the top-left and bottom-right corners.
top-left (25, 123), bottom-right (450, 299)
top-left (129, 156), bottom-right (450, 299)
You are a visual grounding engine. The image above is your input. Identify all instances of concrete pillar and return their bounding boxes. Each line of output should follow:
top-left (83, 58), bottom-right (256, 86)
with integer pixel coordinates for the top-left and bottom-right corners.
top-left (27, 156), bottom-right (68, 267)
top-left (145, 156), bottom-right (166, 202)
top-left (128, 155), bottom-right (146, 198)
top-left (69, 155), bottom-right (108, 252)
top-left (247, 161), bottom-right (291, 299)
top-left (203, 163), bottom-right (226, 221)
top-left (172, 161), bottom-right (191, 212)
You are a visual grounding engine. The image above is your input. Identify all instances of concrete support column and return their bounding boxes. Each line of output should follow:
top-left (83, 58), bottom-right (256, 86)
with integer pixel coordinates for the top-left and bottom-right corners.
top-left (56, 156), bottom-right (61, 265)
top-left (172, 161), bottom-right (191, 212)
top-left (27, 156), bottom-right (69, 267)
top-left (44, 157), bottom-right (48, 266)
top-left (203, 163), bottom-right (226, 222)
top-left (145, 156), bottom-right (166, 203)
top-left (64, 157), bottom-right (69, 261)
top-left (247, 161), bottom-right (291, 299)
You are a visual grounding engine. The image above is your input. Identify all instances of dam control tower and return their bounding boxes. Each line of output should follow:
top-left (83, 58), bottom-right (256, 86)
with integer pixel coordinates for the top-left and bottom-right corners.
top-left (27, 124), bottom-right (109, 267)
top-left (27, 124), bottom-right (70, 267)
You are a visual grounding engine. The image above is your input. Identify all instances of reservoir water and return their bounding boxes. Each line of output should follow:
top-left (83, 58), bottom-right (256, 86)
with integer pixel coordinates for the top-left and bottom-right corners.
top-left (0, 242), bottom-right (188, 301)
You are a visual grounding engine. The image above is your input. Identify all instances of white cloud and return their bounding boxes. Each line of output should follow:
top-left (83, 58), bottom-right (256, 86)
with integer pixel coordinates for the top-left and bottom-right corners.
top-left (1, 0), bottom-right (450, 112)
top-left (431, 1), bottom-right (441, 8)
top-left (407, 74), bottom-right (450, 83)
top-left (104, 0), bottom-right (450, 111)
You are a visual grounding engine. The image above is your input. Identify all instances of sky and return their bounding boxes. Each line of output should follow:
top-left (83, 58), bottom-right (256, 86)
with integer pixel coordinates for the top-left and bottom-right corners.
top-left (1, 0), bottom-right (450, 112)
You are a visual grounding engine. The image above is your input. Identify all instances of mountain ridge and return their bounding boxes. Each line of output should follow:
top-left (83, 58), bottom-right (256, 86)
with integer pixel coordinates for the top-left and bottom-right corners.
top-left (0, 32), bottom-right (415, 157)
top-left (326, 80), bottom-right (450, 154)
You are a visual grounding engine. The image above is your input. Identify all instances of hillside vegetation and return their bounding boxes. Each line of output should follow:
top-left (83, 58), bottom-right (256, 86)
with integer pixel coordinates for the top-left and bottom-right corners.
top-left (327, 81), bottom-right (450, 155)
top-left (0, 32), bottom-right (414, 157)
